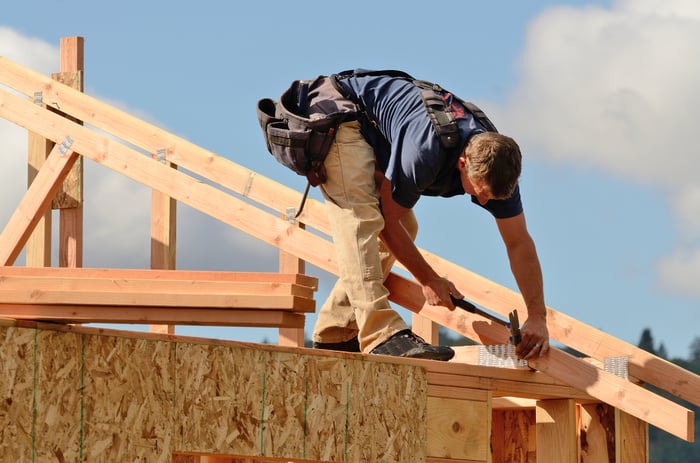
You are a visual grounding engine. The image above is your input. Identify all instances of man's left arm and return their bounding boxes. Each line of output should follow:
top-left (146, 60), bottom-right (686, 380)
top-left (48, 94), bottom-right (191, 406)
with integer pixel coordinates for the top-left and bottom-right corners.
top-left (496, 212), bottom-right (550, 359)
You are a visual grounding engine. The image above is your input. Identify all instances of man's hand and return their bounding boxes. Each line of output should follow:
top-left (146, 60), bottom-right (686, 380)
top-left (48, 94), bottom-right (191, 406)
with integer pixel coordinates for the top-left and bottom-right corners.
top-left (516, 314), bottom-right (549, 359)
top-left (422, 277), bottom-right (461, 308)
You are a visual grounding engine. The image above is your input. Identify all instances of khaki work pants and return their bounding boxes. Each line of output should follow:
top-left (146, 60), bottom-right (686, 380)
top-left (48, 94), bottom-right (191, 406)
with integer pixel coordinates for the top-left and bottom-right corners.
top-left (313, 121), bottom-right (418, 352)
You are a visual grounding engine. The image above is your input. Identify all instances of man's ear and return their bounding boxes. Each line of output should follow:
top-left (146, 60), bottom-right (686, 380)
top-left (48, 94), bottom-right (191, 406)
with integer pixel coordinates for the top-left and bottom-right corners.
top-left (456, 155), bottom-right (467, 171)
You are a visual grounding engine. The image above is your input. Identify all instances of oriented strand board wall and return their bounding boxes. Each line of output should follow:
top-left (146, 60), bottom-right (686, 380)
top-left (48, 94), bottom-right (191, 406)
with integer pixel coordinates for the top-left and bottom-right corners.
top-left (0, 323), bottom-right (426, 462)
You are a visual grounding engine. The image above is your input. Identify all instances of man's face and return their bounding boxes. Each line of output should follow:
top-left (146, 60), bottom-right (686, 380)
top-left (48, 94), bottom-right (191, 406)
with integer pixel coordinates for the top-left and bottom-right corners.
top-left (458, 156), bottom-right (496, 205)
top-left (466, 177), bottom-right (494, 206)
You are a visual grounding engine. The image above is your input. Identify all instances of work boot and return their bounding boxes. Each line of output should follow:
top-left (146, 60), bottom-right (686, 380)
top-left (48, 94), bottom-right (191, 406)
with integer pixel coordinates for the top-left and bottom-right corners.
top-left (312, 337), bottom-right (361, 353)
top-left (370, 329), bottom-right (454, 361)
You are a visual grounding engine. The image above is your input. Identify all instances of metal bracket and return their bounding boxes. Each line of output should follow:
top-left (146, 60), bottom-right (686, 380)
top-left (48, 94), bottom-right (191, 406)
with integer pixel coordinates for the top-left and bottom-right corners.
top-left (156, 148), bottom-right (167, 164)
top-left (243, 171), bottom-right (255, 197)
top-left (58, 136), bottom-right (74, 157)
top-left (603, 356), bottom-right (629, 379)
top-left (33, 91), bottom-right (42, 106)
top-left (285, 207), bottom-right (296, 224)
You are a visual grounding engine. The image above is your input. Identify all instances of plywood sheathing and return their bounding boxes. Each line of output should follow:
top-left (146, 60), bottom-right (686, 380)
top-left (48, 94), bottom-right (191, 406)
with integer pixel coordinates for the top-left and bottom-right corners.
top-left (0, 321), bottom-right (426, 462)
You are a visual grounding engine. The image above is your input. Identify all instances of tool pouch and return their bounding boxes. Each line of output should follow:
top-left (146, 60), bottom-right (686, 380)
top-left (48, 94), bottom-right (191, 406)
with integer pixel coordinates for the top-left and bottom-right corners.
top-left (257, 76), bottom-right (358, 186)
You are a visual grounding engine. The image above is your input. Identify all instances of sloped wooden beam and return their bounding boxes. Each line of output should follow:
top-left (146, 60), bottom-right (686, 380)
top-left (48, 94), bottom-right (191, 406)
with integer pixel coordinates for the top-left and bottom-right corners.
top-left (0, 86), bottom-right (339, 276)
top-left (1, 55), bottom-right (695, 410)
top-left (417, 252), bottom-right (700, 409)
top-left (387, 273), bottom-right (694, 442)
top-left (0, 137), bottom-right (77, 265)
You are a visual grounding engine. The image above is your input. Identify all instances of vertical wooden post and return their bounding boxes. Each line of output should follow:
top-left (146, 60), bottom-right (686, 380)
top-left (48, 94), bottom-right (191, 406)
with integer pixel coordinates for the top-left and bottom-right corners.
top-left (149, 151), bottom-right (177, 335)
top-left (616, 409), bottom-right (648, 463)
top-left (26, 132), bottom-right (53, 266)
top-left (536, 399), bottom-right (577, 463)
top-left (579, 403), bottom-right (615, 463)
top-left (412, 313), bottom-right (439, 344)
top-left (278, 211), bottom-right (306, 347)
top-left (56, 36), bottom-right (84, 268)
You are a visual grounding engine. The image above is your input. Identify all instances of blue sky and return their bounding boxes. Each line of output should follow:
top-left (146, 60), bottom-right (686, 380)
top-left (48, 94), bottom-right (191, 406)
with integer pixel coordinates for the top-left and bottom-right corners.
top-left (1, 0), bottom-right (698, 359)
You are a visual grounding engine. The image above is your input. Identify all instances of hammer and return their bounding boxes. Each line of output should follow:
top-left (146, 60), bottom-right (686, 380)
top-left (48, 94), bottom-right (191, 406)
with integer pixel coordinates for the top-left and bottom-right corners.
top-left (450, 295), bottom-right (522, 346)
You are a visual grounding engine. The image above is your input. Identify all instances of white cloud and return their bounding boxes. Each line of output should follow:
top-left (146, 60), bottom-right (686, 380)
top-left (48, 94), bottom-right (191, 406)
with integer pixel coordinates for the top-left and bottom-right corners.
top-left (0, 27), bottom-right (57, 73)
top-left (495, 0), bottom-right (700, 297)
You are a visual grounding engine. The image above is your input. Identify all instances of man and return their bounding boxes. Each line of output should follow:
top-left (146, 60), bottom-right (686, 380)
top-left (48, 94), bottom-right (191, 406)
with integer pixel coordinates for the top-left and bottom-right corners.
top-left (306, 70), bottom-right (549, 361)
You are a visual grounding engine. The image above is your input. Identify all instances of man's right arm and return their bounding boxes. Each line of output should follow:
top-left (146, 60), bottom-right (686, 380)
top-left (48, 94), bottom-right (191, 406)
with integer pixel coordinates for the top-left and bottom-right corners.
top-left (377, 176), bottom-right (461, 307)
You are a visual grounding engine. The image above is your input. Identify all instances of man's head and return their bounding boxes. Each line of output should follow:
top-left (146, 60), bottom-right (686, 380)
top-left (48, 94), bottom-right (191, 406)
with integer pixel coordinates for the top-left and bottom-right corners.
top-left (461, 132), bottom-right (522, 200)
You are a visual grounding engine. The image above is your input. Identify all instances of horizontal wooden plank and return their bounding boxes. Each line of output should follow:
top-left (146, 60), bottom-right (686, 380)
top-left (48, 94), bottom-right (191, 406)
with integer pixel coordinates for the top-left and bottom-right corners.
top-left (0, 305), bottom-right (305, 327)
top-left (0, 274), bottom-right (315, 299)
top-left (0, 266), bottom-right (318, 288)
top-left (428, 371), bottom-right (592, 401)
top-left (0, 290), bottom-right (314, 312)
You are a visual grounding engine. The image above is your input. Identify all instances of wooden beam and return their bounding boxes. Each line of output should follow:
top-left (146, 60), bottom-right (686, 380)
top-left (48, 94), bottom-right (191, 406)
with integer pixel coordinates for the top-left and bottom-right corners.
top-left (150, 151), bottom-right (177, 334)
top-left (56, 36), bottom-right (84, 268)
top-left (388, 273), bottom-right (694, 441)
top-left (26, 125), bottom-right (53, 267)
top-left (0, 140), bottom-right (78, 265)
top-left (0, 265), bottom-right (318, 287)
top-left (536, 399), bottom-right (577, 463)
top-left (416, 251), bottom-right (700, 409)
top-left (0, 275), bottom-right (315, 298)
top-left (530, 348), bottom-right (693, 442)
top-left (412, 312), bottom-right (439, 344)
top-left (0, 290), bottom-right (314, 311)
top-left (616, 409), bottom-right (648, 463)
top-left (579, 403), bottom-right (616, 463)
top-left (0, 86), bottom-right (339, 276)
top-left (0, 305), bottom-right (305, 327)
top-left (278, 213), bottom-right (306, 347)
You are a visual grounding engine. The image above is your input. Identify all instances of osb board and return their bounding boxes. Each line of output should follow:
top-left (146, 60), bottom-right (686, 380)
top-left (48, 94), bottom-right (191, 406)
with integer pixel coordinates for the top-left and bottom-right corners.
top-left (0, 323), bottom-right (426, 462)
top-left (345, 359), bottom-right (427, 462)
top-left (82, 334), bottom-right (175, 461)
top-left (175, 343), bottom-right (427, 462)
top-left (426, 396), bottom-right (489, 461)
top-left (35, 329), bottom-right (83, 461)
top-left (0, 326), bottom-right (35, 460)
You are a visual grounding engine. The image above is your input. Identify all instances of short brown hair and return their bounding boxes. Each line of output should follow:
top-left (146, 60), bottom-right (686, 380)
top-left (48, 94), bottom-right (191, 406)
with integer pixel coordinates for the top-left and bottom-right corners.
top-left (464, 132), bottom-right (522, 198)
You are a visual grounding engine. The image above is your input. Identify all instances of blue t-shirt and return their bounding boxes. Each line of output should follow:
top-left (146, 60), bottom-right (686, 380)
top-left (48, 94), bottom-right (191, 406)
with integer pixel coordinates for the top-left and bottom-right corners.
top-left (337, 72), bottom-right (523, 219)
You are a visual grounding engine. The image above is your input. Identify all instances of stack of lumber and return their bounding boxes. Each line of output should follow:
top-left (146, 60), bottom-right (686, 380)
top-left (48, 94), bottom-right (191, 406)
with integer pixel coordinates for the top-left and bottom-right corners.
top-left (0, 266), bottom-right (317, 327)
